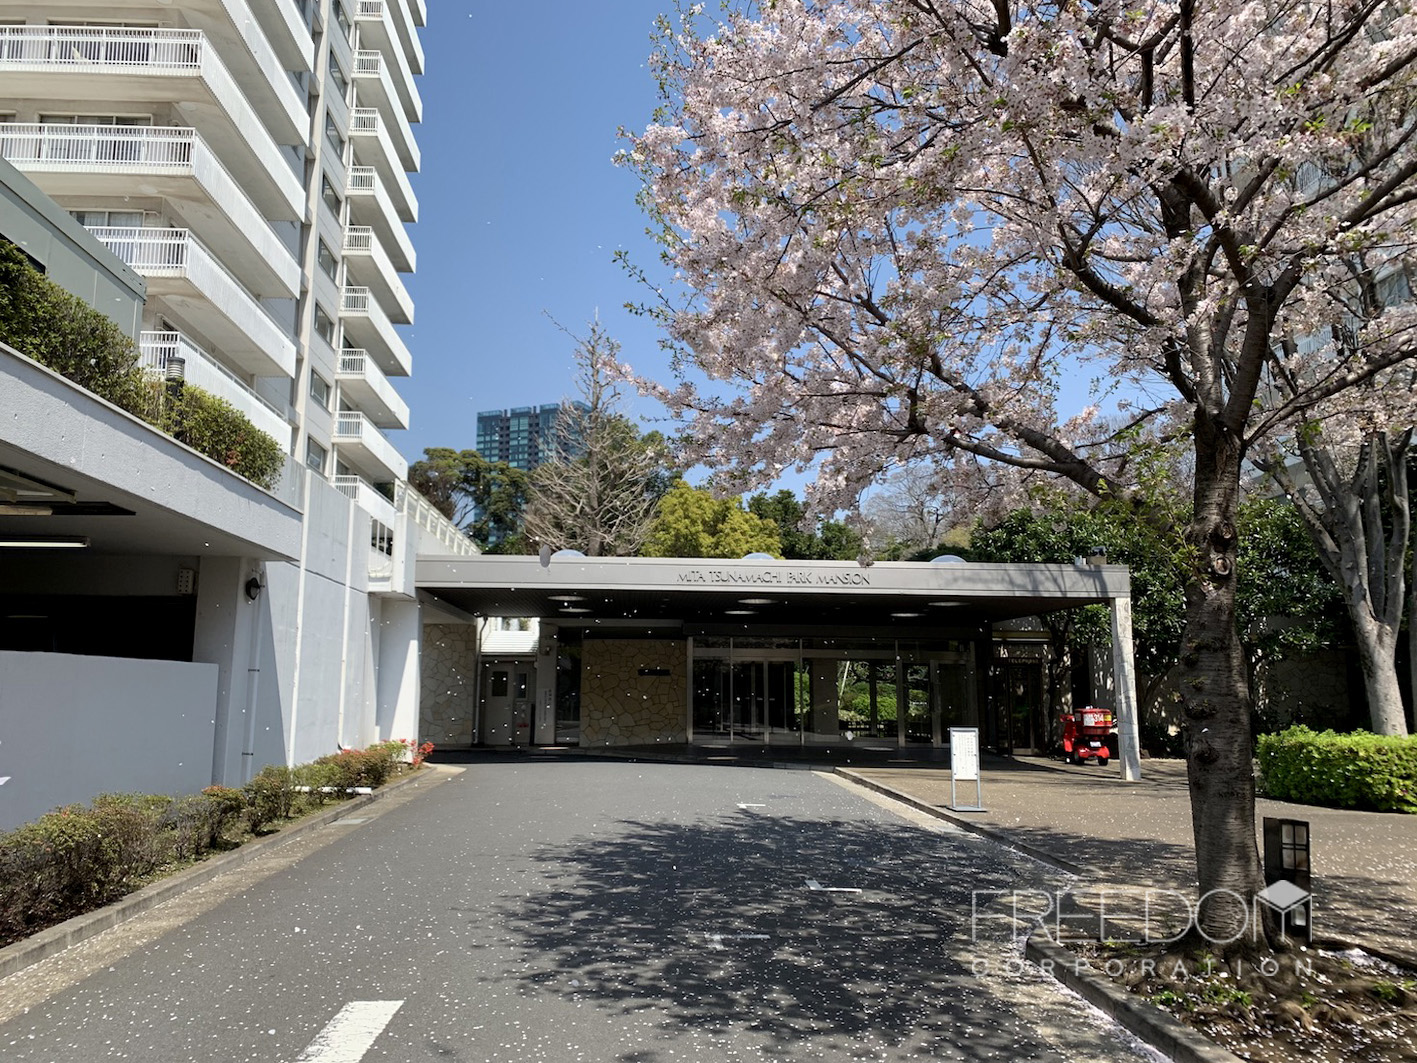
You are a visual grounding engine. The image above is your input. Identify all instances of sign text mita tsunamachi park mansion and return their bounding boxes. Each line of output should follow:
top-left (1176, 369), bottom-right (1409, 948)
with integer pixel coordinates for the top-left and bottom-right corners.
top-left (677, 567), bottom-right (872, 586)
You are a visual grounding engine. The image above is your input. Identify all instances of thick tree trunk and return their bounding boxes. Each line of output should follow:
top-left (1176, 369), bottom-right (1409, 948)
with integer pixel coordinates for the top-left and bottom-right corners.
top-left (1179, 422), bottom-right (1268, 950)
top-left (1352, 616), bottom-right (1408, 735)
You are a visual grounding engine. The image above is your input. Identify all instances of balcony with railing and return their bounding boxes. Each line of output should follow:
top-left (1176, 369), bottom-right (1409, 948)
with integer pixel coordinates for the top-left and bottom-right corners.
top-left (349, 108), bottom-right (417, 220)
top-left (333, 410), bottom-right (408, 483)
top-left (334, 473), bottom-right (398, 528)
top-left (90, 227), bottom-right (297, 379)
top-left (0, 25), bottom-right (302, 219)
top-left (340, 285), bottom-right (411, 378)
top-left (337, 348), bottom-right (409, 429)
top-left (396, 480), bottom-right (478, 556)
top-left (346, 165), bottom-right (416, 259)
top-left (352, 44), bottom-right (420, 128)
top-left (2, 124), bottom-right (299, 299)
top-left (140, 330), bottom-right (292, 447)
top-left (342, 226), bottom-right (413, 324)
top-left (354, 0), bottom-right (423, 83)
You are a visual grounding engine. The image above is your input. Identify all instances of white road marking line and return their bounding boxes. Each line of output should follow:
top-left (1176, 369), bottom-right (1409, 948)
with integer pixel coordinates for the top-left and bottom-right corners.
top-left (804, 878), bottom-right (863, 894)
top-left (736, 802), bottom-right (766, 809)
top-left (291, 1000), bottom-right (403, 1063)
top-left (0, 777), bottom-right (9, 786)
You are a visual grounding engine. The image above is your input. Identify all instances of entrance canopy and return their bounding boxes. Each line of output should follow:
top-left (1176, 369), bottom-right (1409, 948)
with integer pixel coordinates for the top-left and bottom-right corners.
top-left (415, 554), bottom-right (1142, 780)
top-left (414, 555), bottom-right (1130, 630)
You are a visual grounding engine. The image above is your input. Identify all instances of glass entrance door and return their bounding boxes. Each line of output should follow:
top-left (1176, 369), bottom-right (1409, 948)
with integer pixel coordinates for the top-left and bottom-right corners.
top-left (692, 657), bottom-right (803, 741)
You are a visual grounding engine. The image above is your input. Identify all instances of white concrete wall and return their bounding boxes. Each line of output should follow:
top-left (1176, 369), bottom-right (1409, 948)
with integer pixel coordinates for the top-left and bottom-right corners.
top-left (0, 651), bottom-right (217, 830)
top-left (284, 474), bottom-right (375, 764)
top-left (375, 599), bottom-right (421, 743)
top-left (195, 475), bottom-right (423, 785)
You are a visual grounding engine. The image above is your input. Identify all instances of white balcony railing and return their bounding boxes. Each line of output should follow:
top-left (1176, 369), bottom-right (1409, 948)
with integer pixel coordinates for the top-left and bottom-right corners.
top-left (343, 225), bottom-right (374, 253)
top-left (395, 481), bottom-right (478, 556)
top-left (0, 25), bottom-right (302, 219)
top-left (334, 410), bottom-right (407, 481)
top-left (340, 284), bottom-right (413, 373)
top-left (0, 123), bottom-right (193, 167)
top-left (353, 45), bottom-right (421, 123)
top-left (139, 331), bottom-right (291, 447)
top-left (337, 347), bottom-right (409, 429)
top-left (346, 165), bottom-right (416, 260)
top-left (356, 0), bottom-right (424, 75)
top-left (334, 473), bottom-right (398, 527)
top-left (348, 107), bottom-right (417, 216)
top-left (90, 226), bottom-right (297, 378)
top-left (342, 225), bottom-right (412, 323)
top-left (4, 124), bottom-right (299, 297)
top-left (88, 226), bottom-right (190, 271)
top-left (341, 286), bottom-right (371, 314)
top-left (0, 25), bottom-right (203, 68)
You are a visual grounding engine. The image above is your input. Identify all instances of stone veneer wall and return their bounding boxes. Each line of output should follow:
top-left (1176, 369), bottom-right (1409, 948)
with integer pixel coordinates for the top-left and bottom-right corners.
top-left (420, 623), bottom-right (478, 747)
top-left (580, 639), bottom-right (687, 746)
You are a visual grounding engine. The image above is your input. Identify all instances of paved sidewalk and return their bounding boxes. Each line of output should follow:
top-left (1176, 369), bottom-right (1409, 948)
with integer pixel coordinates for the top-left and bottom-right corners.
top-left (843, 755), bottom-right (1417, 966)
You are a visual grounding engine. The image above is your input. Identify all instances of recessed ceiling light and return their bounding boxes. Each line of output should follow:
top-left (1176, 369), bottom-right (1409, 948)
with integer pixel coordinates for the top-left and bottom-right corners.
top-left (928, 601), bottom-right (959, 608)
top-left (548, 594), bottom-right (586, 602)
top-left (738, 598), bottom-right (775, 605)
top-left (891, 611), bottom-right (923, 618)
top-left (724, 609), bottom-right (756, 616)
top-left (559, 606), bottom-right (592, 614)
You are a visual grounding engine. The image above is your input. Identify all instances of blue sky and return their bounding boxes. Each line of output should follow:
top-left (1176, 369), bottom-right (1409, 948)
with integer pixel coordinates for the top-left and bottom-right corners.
top-left (397, 2), bottom-right (677, 466)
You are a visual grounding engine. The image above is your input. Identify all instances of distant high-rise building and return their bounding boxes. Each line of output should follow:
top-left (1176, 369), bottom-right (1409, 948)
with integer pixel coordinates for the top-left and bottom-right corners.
top-left (477, 403), bottom-right (588, 471)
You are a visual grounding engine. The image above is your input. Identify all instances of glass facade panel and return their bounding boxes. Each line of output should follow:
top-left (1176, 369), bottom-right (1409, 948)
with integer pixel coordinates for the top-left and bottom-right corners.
top-left (689, 636), bottom-right (974, 747)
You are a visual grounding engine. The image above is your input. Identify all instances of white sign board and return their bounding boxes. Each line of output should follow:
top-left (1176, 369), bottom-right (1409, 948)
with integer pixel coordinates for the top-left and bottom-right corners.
top-left (950, 727), bottom-right (980, 781)
top-left (948, 727), bottom-right (985, 811)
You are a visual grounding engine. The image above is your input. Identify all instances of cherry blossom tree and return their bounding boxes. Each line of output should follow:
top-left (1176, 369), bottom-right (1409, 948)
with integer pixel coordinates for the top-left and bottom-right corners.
top-left (621, 0), bottom-right (1417, 942)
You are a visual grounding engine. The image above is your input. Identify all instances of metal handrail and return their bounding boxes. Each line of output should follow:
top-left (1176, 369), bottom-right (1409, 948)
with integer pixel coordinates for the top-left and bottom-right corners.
top-left (0, 25), bottom-right (203, 68)
top-left (139, 331), bottom-right (287, 421)
top-left (0, 123), bottom-right (195, 167)
top-left (343, 226), bottom-right (374, 252)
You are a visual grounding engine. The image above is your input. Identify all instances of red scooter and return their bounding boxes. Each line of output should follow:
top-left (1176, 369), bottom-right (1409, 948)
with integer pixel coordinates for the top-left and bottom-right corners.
top-left (1061, 708), bottom-right (1114, 765)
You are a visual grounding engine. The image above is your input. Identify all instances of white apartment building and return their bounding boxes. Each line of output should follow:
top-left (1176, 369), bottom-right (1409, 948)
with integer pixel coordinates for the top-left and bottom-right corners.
top-left (0, 0), bottom-right (475, 830)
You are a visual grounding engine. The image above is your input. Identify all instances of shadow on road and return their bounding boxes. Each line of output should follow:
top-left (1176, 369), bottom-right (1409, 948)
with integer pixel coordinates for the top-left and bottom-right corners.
top-left (483, 807), bottom-right (1075, 1061)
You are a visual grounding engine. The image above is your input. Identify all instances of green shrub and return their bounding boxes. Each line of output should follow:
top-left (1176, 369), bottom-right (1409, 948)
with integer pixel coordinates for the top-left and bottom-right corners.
top-left (243, 765), bottom-right (296, 832)
top-left (163, 385), bottom-right (286, 490)
top-left (314, 743), bottom-right (402, 790)
top-left (160, 793), bottom-right (242, 861)
top-left (0, 240), bottom-right (284, 490)
top-left (0, 747), bottom-right (410, 946)
top-left (0, 240), bottom-right (156, 419)
top-left (1257, 726), bottom-right (1417, 813)
top-left (0, 801), bottom-right (157, 943)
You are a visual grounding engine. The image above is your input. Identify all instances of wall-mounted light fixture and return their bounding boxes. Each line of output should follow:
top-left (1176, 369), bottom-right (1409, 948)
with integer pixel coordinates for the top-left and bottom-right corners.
top-left (245, 576), bottom-right (263, 601)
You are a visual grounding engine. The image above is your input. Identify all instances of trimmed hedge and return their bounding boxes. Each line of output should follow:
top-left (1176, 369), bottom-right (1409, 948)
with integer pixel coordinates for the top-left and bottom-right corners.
top-left (1257, 726), bottom-right (1417, 813)
top-left (0, 239), bottom-right (284, 490)
top-left (0, 238), bottom-right (157, 420)
top-left (0, 741), bottom-right (429, 947)
top-left (164, 384), bottom-right (285, 490)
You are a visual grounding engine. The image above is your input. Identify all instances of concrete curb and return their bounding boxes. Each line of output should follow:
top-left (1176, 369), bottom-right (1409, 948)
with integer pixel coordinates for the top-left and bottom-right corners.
top-left (832, 767), bottom-right (1252, 1063)
top-left (0, 764), bottom-right (458, 983)
top-left (1024, 931), bottom-right (1245, 1063)
top-left (833, 768), bottom-right (1087, 876)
